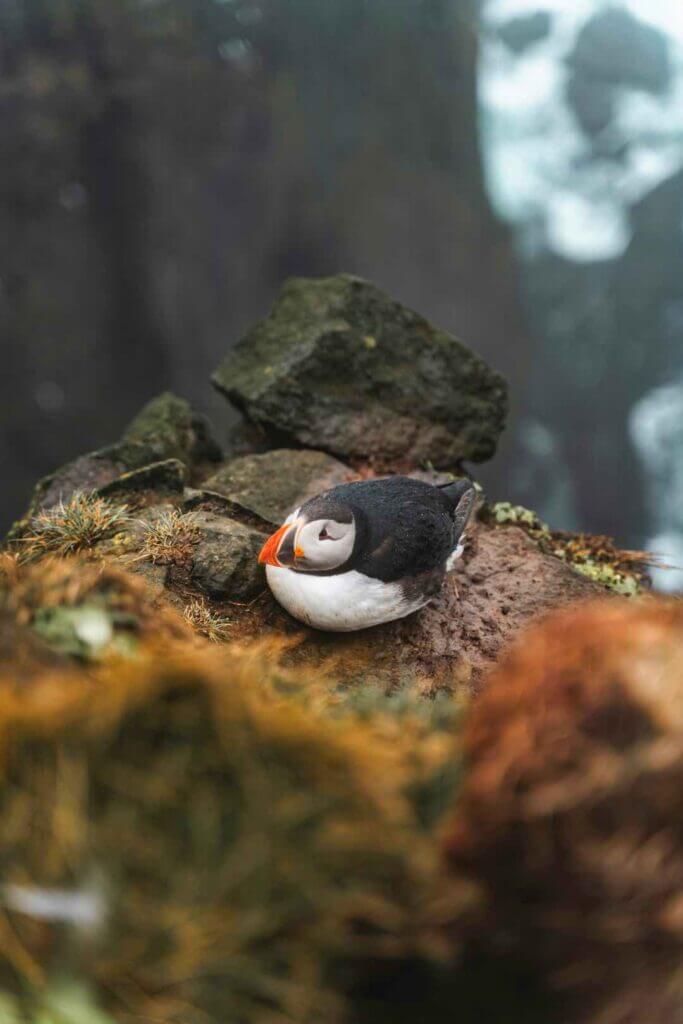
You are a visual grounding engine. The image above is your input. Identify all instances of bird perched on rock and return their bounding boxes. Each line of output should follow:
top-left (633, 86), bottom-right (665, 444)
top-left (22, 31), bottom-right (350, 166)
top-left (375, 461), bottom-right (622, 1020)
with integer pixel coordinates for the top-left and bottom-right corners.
top-left (258, 476), bottom-right (477, 631)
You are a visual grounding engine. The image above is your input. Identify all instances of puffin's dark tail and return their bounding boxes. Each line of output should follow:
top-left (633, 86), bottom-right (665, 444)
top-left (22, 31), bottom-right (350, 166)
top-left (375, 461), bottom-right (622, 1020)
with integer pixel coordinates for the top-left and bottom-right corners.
top-left (439, 478), bottom-right (477, 537)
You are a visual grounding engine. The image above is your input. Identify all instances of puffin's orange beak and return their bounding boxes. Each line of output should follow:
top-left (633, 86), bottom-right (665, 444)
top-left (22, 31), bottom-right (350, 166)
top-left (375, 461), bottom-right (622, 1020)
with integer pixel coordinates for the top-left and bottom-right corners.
top-left (258, 522), bottom-right (295, 566)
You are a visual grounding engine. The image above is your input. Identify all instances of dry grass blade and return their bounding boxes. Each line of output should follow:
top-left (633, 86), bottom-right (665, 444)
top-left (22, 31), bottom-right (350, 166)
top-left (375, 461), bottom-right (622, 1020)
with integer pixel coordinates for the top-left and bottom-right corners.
top-left (184, 598), bottom-right (232, 642)
top-left (136, 510), bottom-right (200, 566)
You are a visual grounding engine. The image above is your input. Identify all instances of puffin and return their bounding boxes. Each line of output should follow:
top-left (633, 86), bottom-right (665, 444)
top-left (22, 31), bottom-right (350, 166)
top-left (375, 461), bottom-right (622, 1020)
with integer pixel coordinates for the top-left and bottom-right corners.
top-left (258, 476), bottom-right (477, 632)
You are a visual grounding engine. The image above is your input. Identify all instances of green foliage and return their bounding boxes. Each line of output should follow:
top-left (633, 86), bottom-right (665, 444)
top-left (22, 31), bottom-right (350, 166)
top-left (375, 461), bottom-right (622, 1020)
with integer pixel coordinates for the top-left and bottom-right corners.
top-left (1, 980), bottom-right (117, 1024)
top-left (489, 501), bottom-right (549, 536)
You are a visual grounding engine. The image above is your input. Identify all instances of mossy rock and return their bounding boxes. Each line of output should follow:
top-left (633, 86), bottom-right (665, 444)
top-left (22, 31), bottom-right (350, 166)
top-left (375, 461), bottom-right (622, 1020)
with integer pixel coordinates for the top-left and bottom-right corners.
top-left (116, 390), bottom-right (222, 470)
top-left (5, 394), bottom-right (221, 536)
top-left (213, 274), bottom-right (507, 468)
top-left (96, 458), bottom-right (188, 499)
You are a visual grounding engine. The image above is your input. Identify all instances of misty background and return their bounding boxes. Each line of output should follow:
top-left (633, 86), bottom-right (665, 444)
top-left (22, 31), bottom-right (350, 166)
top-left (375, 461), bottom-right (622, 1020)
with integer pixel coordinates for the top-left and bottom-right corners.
top-left (1, 0), bottom-right (681, 589)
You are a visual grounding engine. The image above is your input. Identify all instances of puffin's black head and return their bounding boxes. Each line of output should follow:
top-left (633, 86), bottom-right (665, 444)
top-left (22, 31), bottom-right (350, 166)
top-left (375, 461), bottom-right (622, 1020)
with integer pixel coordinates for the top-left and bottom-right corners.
top-left (258, 494), bottom-right (362, 573)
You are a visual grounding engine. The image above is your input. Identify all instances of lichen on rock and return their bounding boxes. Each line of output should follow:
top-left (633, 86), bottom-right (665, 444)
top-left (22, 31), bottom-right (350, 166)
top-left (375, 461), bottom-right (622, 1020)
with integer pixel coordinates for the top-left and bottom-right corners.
top-left (485, 500), bottom-right (650, 595)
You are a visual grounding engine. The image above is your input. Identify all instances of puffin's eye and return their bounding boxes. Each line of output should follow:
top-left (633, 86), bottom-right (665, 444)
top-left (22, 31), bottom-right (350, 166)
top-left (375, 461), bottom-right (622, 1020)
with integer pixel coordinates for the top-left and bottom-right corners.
top-left (319, 526), bottom-right (331, 541)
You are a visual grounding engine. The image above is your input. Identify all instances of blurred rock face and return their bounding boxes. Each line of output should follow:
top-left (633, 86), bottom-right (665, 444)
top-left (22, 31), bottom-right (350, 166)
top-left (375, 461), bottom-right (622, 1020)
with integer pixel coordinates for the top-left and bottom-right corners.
top-left (445, 599), bottom-right (683, 1023)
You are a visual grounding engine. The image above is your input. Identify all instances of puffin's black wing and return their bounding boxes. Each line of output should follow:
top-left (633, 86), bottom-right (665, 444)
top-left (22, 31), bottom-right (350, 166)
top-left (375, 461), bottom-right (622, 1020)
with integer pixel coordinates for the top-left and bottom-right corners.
top-left (357, 499), bottom-right (457, 581)
top-left (319, 476), bottom-right (474, 583)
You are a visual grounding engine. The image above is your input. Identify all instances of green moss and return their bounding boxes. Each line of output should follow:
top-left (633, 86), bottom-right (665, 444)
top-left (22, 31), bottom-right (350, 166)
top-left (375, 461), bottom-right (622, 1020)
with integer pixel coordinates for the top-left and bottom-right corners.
top-left (30, 981), bottom-right (116, 1024)
top-left (489, 501), bottom-right (550, 536)
top-left (31, 603), bottom-right (139, 661)
top-left (119, 391), bottom-right (221, 469)
top-left (486, 501), bottom-right (647, 596)
top-left (569, 561), bottom-right (642, 596)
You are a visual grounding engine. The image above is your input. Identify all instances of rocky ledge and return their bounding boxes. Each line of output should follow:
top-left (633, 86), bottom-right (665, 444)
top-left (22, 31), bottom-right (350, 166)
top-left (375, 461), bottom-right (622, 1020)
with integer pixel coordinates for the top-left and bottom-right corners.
top-left (1, 274), bottom-right (677, 1024)
top-left (4, 273), bottom-right (648, 692)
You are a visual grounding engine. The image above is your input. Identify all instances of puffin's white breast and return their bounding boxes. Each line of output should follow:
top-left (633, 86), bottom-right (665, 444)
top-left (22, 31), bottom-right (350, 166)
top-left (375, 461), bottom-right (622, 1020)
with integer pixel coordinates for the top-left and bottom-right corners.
top-left (265, 565), bottom-right (427, 632)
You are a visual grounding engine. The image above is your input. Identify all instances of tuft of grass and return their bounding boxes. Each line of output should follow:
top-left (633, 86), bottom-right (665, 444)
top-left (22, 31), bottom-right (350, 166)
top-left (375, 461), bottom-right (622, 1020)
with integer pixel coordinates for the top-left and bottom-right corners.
top-left (184, 597), bottom-right (232, 642)
top-left (136, 509), bottom-right (200, 566)
top-left (14, 494), bottom-right (129, 562)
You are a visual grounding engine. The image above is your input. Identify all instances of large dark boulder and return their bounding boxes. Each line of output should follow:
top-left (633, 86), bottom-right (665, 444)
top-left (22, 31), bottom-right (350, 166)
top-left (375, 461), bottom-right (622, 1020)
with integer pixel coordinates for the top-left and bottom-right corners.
top-left (212, 274), bottom-right (507, 469)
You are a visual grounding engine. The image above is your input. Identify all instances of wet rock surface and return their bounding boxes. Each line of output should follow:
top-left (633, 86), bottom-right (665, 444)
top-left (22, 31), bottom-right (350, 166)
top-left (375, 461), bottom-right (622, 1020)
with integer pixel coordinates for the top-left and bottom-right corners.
top-left (212, 274), bottom-right (507, 469)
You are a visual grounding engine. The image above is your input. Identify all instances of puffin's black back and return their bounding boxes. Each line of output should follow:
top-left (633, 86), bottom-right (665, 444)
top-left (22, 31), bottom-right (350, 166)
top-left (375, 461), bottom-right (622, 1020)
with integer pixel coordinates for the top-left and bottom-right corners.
top-left (300, 476), bottom-right (476, 582)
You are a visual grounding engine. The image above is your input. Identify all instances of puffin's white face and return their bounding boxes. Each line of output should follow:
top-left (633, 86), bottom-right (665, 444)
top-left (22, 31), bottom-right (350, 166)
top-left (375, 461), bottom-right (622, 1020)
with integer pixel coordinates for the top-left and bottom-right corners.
top-left (258, 507), bottom-right (356, 572)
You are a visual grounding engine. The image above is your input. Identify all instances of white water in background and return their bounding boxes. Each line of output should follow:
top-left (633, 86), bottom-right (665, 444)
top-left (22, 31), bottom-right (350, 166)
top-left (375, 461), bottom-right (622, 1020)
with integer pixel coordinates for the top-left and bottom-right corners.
top-left (630, 382), bottom-right (683, 591)
top-left (480, 0), bottom-right (683, 260)
top-left (480, 0), bottom-right (683, 589)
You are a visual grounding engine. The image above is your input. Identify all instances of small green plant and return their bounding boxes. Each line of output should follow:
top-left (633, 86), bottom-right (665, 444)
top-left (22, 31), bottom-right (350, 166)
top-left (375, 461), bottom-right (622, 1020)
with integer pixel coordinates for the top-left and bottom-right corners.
top-left (16, 494), bottom-right (129, 562)
top-left (137, 509), bottom-right (200, 565)
top-left (490, 501), bottom-right (549, 536)
top-left (184, 597), bottom-right (231, 642)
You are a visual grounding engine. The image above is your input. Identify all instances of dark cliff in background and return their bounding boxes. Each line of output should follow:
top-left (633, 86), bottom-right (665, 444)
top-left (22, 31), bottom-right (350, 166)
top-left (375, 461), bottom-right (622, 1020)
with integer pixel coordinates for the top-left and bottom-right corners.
top-left (0, 0), bottom-right (531, 534)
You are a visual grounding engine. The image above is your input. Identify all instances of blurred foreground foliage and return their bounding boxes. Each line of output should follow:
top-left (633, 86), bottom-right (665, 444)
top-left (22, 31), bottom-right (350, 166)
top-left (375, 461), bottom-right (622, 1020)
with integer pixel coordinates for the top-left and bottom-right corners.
top-left (1, 540), bottom-right (682, 1023)
top-left (0, 554), bottom-right (472, 1023)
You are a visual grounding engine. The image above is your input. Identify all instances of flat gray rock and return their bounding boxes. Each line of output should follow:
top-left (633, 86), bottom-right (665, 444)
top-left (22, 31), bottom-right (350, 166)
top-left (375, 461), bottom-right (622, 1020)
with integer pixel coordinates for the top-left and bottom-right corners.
top-left (213, 274), bottom-right (507, 469)
top-left (203, 449), bottom-right (354, 525)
